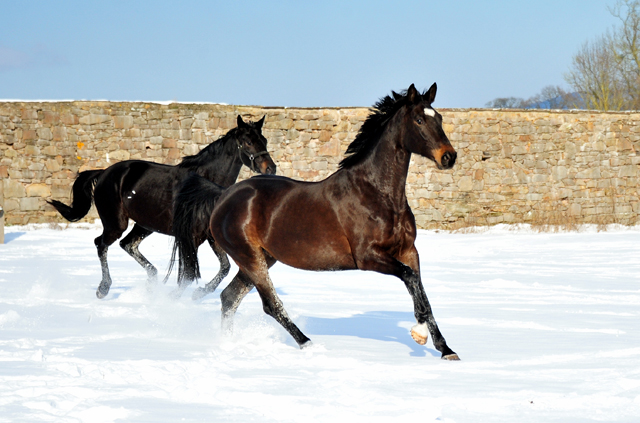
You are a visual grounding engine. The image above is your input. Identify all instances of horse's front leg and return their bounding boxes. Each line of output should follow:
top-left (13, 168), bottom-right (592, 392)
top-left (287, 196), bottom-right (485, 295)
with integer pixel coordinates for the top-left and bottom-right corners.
top-left (192, 239), bottom-right (230, 301)
top-left (398, 246), bottom-right (459, 360)
top-left (362, 247), bottom-right (459, 360)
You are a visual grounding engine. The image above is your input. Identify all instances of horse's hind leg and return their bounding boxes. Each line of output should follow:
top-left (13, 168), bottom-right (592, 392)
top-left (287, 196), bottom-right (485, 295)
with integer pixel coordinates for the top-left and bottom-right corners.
top-left (220, 270), bottom-right (254, 334)
top-left (93, 190), bottom-right (129, 299)
top-left (234, 254), bottom-right (311, 348)
top-left (119, 224), bottom-right (157, 285)
top-left (253, 270), bottom-right (312, 348)
top-left (95, 227), bottom-right (125, 299)
top-left (192, 238), bottom-right (230, 301)
top-left (95, 235), bottom-right (112, 299)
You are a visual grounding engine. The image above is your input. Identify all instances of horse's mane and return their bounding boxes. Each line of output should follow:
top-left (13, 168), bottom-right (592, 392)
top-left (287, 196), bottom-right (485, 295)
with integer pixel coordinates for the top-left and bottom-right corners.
top-left (177, 127), bottom-right (238, 170)
top-left (338, 88), bottom-right (424, 170)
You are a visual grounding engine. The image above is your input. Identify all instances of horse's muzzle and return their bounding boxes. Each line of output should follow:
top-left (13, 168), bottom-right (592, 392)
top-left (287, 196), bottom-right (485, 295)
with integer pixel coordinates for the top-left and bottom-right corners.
top-left (260, 160), bottom-right (277, 175)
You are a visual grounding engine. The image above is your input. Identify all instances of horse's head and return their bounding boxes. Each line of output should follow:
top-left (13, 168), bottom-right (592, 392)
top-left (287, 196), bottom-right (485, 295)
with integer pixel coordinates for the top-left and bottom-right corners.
top-left (236, 115), bottom-right (277, 175)
top-left (402, 83), bottom-right (456, 170)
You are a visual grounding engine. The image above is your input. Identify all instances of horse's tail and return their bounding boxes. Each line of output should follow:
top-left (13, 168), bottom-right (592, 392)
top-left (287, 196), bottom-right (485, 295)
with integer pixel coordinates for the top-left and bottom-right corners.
top-left (168, 173), bottom-right (225, 285)
top-left (47, 169), bottom-right (103, 222)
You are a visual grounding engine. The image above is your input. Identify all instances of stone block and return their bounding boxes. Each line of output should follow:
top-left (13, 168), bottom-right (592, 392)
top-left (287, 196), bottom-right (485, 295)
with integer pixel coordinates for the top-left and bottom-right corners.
top-left (52, 127), bottom-right (67, 141)
top-left (60, 113), bottom-right (78, 125)
top-left (575, 167), bottom-right (601, 179)
top-left (45, 159), bottom-right (61, 172)
top-left (79, 114), bottom-right (111, 125)
top-left (618, 165), bottom-right (637, 177)
top-left (183, 144), bottom-right (199, 155)
top-left (26, 183), bottom-right (51, 197)
top-left (163, 139), bottom-right (177, 148)
top-left (37, 128), bottom-right (52, 140)
top-left (4, 180), bottom-right (26, 198)
top-left (551, 166), bottom-right (568, 180)
top-left (3, 199), bottom-right (19, 212)
top-left (20, 197), bottom-right (40, 211)
top-left (23, 129), bottom-right (36, 140)
top-left (167, 148), bottom-right (180, 160)
top-left (457, 176), bottom-right (473, 191)
top-left (109, 150), bottom-right (130, 161)
top-left (21, 109), bottom-right (38, 120)
top-left (114, 115), bottom-right (134, 129)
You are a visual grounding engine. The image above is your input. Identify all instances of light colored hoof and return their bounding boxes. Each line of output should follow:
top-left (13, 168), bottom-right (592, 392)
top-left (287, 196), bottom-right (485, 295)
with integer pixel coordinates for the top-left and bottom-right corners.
top-left (442, 353), bottom-right (460, 361)
top-left (300, 340), bottom-right (313, 350)
top-left (410, 323), bottom-right (429, 345)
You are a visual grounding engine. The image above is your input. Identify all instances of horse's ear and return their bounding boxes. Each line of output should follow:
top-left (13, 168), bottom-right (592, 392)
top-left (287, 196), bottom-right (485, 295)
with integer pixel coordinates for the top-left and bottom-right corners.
top-left (407, 84), bottom-right (420, 104)
top-left (424, 82), bottom-right (437, 104)
top-left (237, 115), bottom-right (247, 128)
top-left (392, 90), bottom-right (402, 101)
top-left (256, 115), bottom-right (265, 129)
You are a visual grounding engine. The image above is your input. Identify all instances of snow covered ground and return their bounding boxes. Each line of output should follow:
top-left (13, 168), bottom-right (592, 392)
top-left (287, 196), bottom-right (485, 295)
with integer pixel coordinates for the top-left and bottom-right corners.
top-left (0, 223), bottom-right (639, 422)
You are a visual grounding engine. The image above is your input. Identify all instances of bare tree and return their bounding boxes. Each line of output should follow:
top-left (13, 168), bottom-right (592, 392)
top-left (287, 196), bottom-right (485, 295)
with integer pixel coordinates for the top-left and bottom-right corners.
top-left (564, 33), bottom-right (626, 110)
top-left (484, 97), bottom-right (528, 108)
top-left (485, 86), bottom-right (581, 110)
top-left (526, 85), bottom-right (578, 109)
top-left (610, 0), bottom-right (640, 109)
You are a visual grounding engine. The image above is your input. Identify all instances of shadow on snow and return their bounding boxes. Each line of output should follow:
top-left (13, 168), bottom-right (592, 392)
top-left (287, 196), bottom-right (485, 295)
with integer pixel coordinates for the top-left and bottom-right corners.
top-left (303, 311), bottom-right (440, 358)
top-left (2, 232), bottom-right (26, 243)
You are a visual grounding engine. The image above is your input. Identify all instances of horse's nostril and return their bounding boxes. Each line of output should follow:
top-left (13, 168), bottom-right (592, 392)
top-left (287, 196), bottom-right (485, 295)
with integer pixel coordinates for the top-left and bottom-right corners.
top-left (266, 166), bottom-right (276, 175)
top-left (442, 151), bottom-right (457, 168)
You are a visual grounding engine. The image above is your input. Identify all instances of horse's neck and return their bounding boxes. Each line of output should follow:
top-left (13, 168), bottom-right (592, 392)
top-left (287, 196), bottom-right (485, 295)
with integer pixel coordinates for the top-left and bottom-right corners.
top-left (197, 139), bottom-right (243, 187)
top-left (349, 123), bottom-right (411, 207)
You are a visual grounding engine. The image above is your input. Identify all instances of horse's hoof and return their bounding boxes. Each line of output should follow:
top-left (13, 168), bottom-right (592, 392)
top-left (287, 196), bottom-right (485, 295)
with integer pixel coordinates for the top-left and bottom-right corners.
top-left (96, 288), bottom-right (108, 299)
top-left (192, 287), bottom-right (208, 301)
top-left (410, 323), bottom-right (429, 346)
top-left (300, 340), bottom-right (313, 350)
top-left (442, 353), bottom-right (460, 361)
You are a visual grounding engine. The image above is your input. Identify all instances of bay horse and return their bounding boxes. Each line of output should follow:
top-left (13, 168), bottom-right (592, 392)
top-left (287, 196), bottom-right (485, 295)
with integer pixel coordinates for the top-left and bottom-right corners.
top-left (173, 84), bottom-right (459, 359)
top-left (49, 115), bottom-right (276, 299)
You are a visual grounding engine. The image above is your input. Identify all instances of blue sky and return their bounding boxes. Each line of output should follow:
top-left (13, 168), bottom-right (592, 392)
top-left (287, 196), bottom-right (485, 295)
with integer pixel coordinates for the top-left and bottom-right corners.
top-left (0, 1), bottom-right (620, 108)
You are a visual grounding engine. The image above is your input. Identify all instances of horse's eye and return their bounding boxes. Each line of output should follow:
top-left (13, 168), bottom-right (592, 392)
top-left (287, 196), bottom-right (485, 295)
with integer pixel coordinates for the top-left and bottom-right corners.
top-left (246, 140), bottom-right (253, 146)
top-left (416, 119), bottom-right (423, 124)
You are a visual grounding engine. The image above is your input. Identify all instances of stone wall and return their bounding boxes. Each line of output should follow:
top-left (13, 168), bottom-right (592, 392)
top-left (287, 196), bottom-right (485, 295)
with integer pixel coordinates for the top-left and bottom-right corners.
top-left (1, 101), bottom-right (639, 229)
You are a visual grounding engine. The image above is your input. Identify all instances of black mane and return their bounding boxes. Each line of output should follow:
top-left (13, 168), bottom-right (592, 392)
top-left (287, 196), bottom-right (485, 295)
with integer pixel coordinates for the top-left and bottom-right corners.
top-left (178, 127), bottom-right (238, 170)
top-left (339, 88), bottom-right (420, 169)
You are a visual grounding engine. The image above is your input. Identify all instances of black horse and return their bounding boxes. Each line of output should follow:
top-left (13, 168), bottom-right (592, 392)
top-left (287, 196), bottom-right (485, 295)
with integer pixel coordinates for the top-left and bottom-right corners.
top-left (173, 84), bottom-right (459, 360)
top-left (49, 115), bottom-right (276, 299)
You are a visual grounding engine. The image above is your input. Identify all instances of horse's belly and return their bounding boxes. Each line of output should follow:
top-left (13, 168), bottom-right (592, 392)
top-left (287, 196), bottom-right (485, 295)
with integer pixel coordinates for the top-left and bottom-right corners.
top-left (265, 232), bottom-right (356, 272)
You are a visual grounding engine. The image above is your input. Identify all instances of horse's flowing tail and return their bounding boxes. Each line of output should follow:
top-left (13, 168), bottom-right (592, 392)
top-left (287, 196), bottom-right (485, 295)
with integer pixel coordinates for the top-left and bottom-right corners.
top-left (47, 170), bottom-right (103, 222)
top-left (169, 173), bottom-right (225, 285)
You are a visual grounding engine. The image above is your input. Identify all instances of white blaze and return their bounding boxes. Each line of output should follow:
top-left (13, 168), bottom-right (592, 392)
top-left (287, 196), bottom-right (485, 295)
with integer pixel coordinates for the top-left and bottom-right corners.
top-left (424, 107), bottom-right (436, 117)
